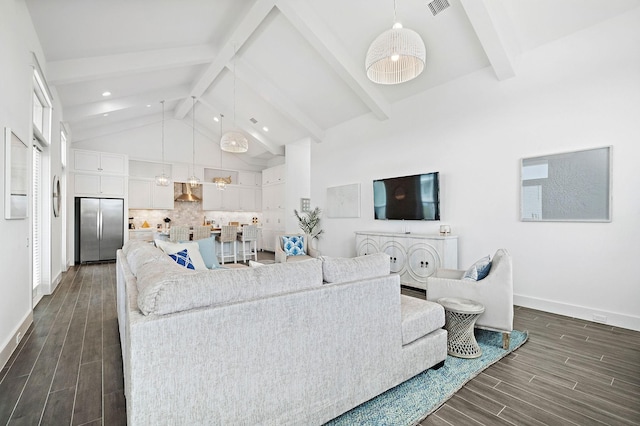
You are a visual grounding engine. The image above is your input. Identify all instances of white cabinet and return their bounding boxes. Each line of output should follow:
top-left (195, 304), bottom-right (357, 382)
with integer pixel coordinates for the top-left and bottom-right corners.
top-left (355, 231), bottom-right (458, 290)
top-left (262, 184), bottom-right (285, 210)
top-left (153, 183), bottom-right (175, 210)
top-left (238, 171), bottom-right (261, 187)
top-left (261, 165), bottom-right (286, 252)
top-left (202, 185), bottom-right (259, 211)
top-left (72, 149), bottom-right (127, 197)
top-left (262, 164), bottom-right (285, 185)
top-left (202, 184), bottom-right (223, 210)
top-left (73, 150), bottom-right (126, 174)
top-left (222, 187), bottom-right (240, 210)
top-left (128, 179), bottom-right (152, 208)
top-left (238, 187), bottom-right (257, 211)
top-left (128, 178), bottom-right (174, 209)
top-left (74, 173), bottom-right (125, 197)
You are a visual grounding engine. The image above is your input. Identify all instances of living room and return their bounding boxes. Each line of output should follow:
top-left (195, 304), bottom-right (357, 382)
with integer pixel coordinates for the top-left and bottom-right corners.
top-left (0, 0), bottom-right (639, 424)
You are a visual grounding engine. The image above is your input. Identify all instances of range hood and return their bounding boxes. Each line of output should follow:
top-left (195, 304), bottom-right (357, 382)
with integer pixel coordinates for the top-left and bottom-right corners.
top-left (175, 183), bottom-right (202, 202)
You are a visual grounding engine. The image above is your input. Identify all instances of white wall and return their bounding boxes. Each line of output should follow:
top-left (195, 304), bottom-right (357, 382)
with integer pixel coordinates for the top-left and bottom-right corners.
top-left (311, 9), bottom-right (640, 330)
top-left (0, 0), bottom-right (66, 367)
top-left (284, 138), bottom-right (311, 233)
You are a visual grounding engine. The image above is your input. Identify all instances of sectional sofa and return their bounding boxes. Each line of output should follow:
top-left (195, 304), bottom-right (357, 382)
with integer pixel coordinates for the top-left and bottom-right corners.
top-left (116, 240), bottom-right (447, 425)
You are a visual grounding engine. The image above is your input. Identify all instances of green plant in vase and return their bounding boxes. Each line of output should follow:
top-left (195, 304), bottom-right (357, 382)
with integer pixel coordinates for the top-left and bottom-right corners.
top-left (293, 207), bottom-right (324, 243)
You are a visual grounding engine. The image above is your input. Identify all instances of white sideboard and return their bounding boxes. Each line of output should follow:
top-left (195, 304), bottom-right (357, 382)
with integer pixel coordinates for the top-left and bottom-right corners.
top-left (355, 231), bottom-right (458, 290)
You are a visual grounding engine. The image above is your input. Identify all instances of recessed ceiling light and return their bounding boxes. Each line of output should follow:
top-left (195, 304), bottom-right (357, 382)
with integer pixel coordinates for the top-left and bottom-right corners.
top-left (103, 113), bottom-right (109, 117)
top-left (262, 126), bottom-right (269, 132)
top-left (102, 91), bottom-right (111, 97)
top-left (213, 116), bottom-right (219, 122)
top-left (146, 104), bottom-right (151, 108)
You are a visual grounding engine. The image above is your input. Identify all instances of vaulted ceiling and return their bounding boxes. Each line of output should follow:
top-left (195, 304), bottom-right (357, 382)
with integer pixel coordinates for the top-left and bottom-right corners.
top-left (26, 0), bottom-right (640, 165)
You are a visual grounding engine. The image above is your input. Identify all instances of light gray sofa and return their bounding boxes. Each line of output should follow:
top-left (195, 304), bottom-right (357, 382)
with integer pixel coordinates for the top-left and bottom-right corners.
top-left (116, 240), bottom-right (447, 425)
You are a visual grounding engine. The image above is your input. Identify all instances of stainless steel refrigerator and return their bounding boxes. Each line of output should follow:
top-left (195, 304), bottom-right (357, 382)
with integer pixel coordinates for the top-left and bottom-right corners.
top-left (75, 197), bottom-right (124, 263)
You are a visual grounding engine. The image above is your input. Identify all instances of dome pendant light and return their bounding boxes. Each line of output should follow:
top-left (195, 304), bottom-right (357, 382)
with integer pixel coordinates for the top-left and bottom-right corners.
top-left (365, 0), bottom-right (426, 85)
top-left (220, 45), bottom-right (248, 153)
top-left (155, 100), bottom-right (170, 186)
top-left (187, 96), bottom-right (200, 187)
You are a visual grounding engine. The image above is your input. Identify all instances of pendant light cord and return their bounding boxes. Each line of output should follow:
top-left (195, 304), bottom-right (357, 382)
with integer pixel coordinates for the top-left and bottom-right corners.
top-left (220, 114), bottom-right (224, 169)
top-left (161, 100), bottom-right (165, 174)
top-left (393, 0), bottom-right (397, 23)
top-left (232, 44), bottom-right (237, 127)
top-left (192, 96), bottom-right (196, 176)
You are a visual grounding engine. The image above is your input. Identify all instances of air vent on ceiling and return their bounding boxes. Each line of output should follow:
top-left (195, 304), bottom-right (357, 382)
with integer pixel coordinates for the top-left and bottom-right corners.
top-left (249, 117), bottom-right (258, 124)
top-left (428, 0), bottom-right (450, 16)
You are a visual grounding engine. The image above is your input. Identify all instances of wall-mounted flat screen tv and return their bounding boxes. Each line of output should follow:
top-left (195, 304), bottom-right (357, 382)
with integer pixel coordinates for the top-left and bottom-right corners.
top-left (373, 172), bottom-right (440, 220)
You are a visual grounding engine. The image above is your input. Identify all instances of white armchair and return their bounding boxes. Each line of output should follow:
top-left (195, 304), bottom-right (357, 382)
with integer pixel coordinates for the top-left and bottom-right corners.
top-left (274, 234), bottom-right (319, 263)
top-left (427, 249), bottom-right (513, 349)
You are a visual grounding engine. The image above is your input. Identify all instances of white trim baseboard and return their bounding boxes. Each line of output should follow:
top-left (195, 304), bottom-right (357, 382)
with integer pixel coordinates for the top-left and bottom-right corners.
top-left (0, 310), bottom-right (34, 370)
top-left (514, 294), bottom-right (640, 332)
top-left (44, 271), bottom-right (62, 295)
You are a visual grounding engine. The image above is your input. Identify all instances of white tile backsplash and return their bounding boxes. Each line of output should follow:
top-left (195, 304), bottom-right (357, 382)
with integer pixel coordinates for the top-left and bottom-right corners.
top-left (129, 201), bottom-right (261, 230)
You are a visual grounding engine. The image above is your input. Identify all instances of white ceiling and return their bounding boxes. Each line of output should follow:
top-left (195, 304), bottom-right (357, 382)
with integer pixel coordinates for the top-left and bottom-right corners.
top-left (26, 0), bottom-right (640, 165)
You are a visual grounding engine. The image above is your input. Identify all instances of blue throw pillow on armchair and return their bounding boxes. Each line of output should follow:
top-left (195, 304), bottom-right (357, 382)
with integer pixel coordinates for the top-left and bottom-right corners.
top-left (282, 235), bottom-right (306, 256)
top-left (463, 255), bottom-right (492, 281)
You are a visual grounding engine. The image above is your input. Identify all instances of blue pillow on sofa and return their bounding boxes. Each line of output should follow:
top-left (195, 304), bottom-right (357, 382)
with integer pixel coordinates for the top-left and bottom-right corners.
top-left (181, 237), bottom-right (221, 269)
top-left (168, 249), bottom-right (196, 270)
top-left (463, 255), bottom-right (492, 281)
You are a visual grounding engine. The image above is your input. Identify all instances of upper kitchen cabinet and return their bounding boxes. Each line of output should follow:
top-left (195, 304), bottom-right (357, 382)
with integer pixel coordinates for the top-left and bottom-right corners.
top-left (74, 174), bottom-right (125, 197)
top-left (72, 149), bottom-right (127, 197)
top-left (128, 178), bottom-right (174, 210)
top-left (261, 165), bottom-right (285, 185)
top-left (238, 171), bottom-right (261, 187)
top-left (73, 149), bottom-right (126, 174)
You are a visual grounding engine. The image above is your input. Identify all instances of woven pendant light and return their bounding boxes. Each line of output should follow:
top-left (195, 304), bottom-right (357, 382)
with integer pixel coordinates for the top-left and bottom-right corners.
top-left (365, 1), bottom-right (426, 85)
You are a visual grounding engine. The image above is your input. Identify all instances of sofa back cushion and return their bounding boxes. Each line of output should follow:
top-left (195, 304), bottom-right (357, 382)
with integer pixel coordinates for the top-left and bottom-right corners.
top-left (135, 256), bottom-right (324, 316)
top-left (123, 240), bottom-right (169, 276)
top-left (321, 252), bottom-right (391, 283)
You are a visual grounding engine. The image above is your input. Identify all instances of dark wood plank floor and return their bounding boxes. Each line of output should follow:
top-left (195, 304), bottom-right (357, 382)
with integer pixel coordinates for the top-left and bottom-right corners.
top-left (1, 264), bottom-right (638, 425)
top-left (404, 286), bottom-right (640, 426)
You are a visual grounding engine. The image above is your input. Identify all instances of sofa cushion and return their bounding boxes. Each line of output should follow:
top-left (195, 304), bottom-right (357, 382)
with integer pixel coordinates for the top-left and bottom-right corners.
top-left (136, 257), bottom-right (324, 316)
top-left (282, 235), bottom-right (306, 256)
top-left (400, 295), bottom-right (445, 345)
top-left (463, 255), bottom-right (492, 281)
top-left (123, 240), bottom-right (168, 276)
top-left (320, 252), bottom-right (390, 283)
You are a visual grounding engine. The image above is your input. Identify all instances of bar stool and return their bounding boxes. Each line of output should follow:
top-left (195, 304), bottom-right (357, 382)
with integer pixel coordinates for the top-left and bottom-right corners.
top-left (169, 226), bottom-right (190, 242)
top-left (216, 225), bottom-right (237, 264)
top-left (237, 225), bottom-right (258, 262)
top-left (192, 226), bottom-right (211, 241)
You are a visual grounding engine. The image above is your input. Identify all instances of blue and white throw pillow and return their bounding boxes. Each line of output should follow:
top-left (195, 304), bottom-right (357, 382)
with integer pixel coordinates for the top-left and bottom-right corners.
top-left (168, 249), bottom-right (196, 270)
top-left (155, 240), bottom-right (208, 270)
top-left (463, 255), bottom-right (492, 281)
top-left (282, 235), bottom-right (306, 256)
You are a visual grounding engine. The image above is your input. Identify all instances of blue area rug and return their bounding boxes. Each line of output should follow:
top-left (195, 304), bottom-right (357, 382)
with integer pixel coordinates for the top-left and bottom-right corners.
top-left (327, 329), bottom-right (528, 426)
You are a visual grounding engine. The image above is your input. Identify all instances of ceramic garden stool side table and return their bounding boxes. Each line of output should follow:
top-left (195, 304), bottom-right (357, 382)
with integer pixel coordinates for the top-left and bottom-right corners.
top-left (437, 297), bottom-right (485, 359)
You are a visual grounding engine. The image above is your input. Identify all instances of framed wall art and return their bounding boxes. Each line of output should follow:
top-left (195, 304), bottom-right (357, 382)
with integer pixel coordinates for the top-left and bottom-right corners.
top-left (4, 127), bottom-right (29, 219)
top-left (327, 183), bottom-right (360, 218)
top-left (521, 146), bottom-right (611, 222)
